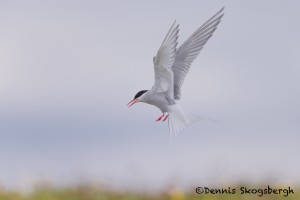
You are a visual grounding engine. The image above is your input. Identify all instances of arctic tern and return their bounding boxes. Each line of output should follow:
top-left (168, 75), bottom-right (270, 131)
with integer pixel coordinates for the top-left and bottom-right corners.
top-left (128, 8), bottom-right (224, 135)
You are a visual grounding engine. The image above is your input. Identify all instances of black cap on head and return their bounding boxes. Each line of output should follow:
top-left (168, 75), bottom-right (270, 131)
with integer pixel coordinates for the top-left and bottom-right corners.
top-left (134, 90), bottom-right (148, 99)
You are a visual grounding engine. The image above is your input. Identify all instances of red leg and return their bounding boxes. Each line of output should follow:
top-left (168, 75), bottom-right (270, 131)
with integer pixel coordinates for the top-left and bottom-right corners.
top-left (156, 113), bottom-right (165, 122)
top-left (162, 114), bottom-right (169, 121)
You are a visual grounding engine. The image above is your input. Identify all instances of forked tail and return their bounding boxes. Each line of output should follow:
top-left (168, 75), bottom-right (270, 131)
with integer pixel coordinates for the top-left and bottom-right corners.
top-left (168, 104), bottom-right (200, 136)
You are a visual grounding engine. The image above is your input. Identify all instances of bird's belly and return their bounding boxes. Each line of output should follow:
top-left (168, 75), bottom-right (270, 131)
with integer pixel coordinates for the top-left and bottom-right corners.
top-left (146, 95), bottom-right (173, 113)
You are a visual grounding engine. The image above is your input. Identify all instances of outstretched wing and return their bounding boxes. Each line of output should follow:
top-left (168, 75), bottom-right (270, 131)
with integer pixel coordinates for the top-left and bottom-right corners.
top-left (172, 7), bottom-right (224, 100)
top-left (152, 21), bottom-right (179, 99)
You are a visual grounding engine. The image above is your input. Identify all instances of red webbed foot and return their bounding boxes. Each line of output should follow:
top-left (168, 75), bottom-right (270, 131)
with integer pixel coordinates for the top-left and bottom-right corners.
top-left (156, 113), bottom-right (165, 122)
top-left (162, 114), bottom-right (169, 121)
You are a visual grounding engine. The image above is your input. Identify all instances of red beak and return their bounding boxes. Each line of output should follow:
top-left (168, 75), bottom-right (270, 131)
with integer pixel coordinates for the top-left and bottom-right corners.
top-left (127, 99), bottom-right (138, 108)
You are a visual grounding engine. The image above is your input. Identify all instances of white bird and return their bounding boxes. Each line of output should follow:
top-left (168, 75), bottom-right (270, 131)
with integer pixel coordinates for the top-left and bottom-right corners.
top-left (128, 8), bottom-right (224, 135)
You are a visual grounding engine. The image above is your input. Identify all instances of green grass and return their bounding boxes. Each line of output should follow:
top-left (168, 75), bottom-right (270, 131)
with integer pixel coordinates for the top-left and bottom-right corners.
top-left (0, 184), bottom-right (299, 200)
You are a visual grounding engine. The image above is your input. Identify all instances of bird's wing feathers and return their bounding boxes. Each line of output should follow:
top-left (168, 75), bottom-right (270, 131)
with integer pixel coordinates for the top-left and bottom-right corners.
top-left (152, 21), bottom-right (179, 98)
top-left (172, 7), bottom-right (224, 100)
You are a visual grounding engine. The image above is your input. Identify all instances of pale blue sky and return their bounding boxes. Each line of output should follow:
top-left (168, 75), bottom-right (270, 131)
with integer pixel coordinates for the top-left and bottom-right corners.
top-left (0, 0), bottom-right (299, 190)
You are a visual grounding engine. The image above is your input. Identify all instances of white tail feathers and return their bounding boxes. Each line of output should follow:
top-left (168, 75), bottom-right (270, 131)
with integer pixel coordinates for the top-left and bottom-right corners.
top-left (167, 104), bottom-right (200, 136)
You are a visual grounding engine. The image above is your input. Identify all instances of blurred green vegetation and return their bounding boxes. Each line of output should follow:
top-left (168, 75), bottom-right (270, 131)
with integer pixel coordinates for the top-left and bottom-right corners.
top-left (0, 184), bottom-right (299, 200)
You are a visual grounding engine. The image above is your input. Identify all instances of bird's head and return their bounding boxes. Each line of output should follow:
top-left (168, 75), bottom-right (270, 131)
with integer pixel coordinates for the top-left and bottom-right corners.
top-left (127, 90), bottom-right (148, 107)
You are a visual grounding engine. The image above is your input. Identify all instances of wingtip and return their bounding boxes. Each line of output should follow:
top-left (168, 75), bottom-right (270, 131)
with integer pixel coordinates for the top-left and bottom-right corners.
top-left (219, 6), bottom-right (225, 13)
top-left (169, 20), bottom-right (179, 33)
top-left (172, 20), bottom-right (177, 27)
top-left (215, 7), bottom-right (225, 16)
top-left (215, 7), bottom-right (225, 19)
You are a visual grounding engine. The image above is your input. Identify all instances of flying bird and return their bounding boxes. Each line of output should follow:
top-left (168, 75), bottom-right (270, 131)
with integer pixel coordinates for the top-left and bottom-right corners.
top-left (128, 8), bottom-right (224, 135)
